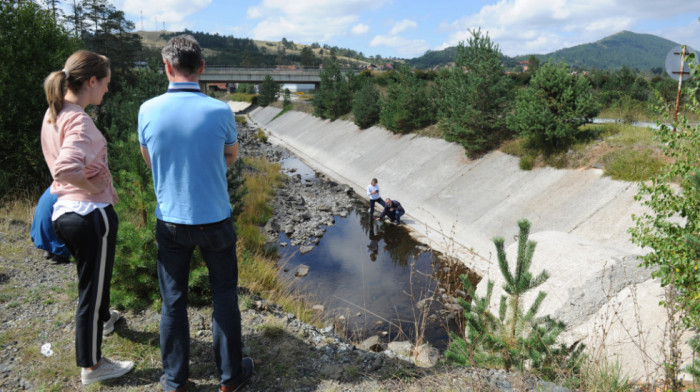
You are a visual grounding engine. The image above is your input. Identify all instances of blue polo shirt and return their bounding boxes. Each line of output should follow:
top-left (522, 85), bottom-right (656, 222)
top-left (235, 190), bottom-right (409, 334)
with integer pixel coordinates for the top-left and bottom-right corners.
top-left (138, 82), bottom-right (237, 225)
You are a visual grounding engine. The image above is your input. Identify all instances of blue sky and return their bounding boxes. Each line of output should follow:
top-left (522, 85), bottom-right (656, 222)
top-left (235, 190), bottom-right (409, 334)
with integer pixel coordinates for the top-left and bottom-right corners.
top-left (113, 0), bottom-right (700, 59)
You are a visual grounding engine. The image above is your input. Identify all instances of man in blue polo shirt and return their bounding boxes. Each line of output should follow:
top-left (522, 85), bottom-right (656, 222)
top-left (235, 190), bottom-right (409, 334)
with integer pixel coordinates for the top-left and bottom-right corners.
top-left (138, 35), bottom-right (253, 392)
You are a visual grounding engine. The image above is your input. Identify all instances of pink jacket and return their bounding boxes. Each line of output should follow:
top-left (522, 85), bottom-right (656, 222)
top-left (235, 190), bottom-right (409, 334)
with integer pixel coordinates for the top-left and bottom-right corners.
top-left (41, 103), bottom-right (117, 204)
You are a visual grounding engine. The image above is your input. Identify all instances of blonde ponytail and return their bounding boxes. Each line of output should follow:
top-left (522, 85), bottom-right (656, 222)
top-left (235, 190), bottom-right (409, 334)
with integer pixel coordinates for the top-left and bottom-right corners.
top-left (43, 70), bottom-right (67, 124)
top-left (43, 50), bottom-right (111, 124)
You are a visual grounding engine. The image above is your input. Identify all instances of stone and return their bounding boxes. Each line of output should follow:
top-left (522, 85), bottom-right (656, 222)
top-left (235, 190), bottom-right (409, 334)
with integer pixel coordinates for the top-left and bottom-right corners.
top-left (387, 341), bottom-right (413, 357)
top-left (312, 304), bottom-right (324, 312)
top-left (413, 344), bottom-right (439, 368)
top-left (299, 245), bottom-right (314, 255)
top-left (295, 265), bottom-right (310, 277)
top-left (359, 335), bottom-right (383, 352)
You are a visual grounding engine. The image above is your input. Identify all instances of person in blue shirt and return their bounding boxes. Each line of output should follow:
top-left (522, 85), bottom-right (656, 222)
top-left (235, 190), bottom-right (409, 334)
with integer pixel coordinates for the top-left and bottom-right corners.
top-left (30, 186), bottom-right (71, 264)
top-left (138, 35), bottom-right (253, 392)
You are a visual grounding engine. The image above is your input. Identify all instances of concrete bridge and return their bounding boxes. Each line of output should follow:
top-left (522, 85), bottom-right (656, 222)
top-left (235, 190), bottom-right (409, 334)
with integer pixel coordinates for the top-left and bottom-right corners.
top-left (200, 67), bottom-right (323, 91)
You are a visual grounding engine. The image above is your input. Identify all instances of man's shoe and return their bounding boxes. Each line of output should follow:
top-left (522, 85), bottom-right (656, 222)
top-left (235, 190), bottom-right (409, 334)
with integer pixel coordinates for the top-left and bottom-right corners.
top-left (160, 374), bottom-right (187, 392)
top-left (220, 357), bottom-right (254, 391)
top-left (81, 357), bottom-right (134, 385)
top-left (103, 309), bottom-right (120, 336)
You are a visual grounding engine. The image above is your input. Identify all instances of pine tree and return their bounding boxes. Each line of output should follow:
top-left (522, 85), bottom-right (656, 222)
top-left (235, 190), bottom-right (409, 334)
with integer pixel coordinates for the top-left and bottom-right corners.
top-left (446, 219), bottom-right (577, 377)
top-left (352, 81), bottom-right (381, 129)
top-left (258, 75), bottom-right (279, 107)
top-left (313, 53), bottom-right (351, 120)
top-left (379, 64), bottom-right (435, 133)
top-left (283, 88), bottom-right (291, 108)
top-left (507, 61), bottom-right (599, 152)
top-left (437, 28), bottom-right (512, 156)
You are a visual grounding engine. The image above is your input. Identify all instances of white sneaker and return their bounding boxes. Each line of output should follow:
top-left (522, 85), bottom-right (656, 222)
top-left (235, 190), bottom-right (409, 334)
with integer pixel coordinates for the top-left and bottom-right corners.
top-left (81, 357), bottom-right (134, 385)
top-left (103, 310), bottom-right (120, 336)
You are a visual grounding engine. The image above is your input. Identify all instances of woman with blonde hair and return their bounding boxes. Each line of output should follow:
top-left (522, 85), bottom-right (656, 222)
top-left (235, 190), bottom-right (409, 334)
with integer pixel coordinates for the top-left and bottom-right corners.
top-left (41, 50), bottom-right (134, 385)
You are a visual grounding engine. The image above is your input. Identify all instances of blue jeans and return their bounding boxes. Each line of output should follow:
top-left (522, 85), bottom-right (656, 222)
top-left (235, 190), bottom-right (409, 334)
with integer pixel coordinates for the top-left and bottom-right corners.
top-left (369, 198), bottom-right (386, 217)
top-left (156, 218), bottom-right (243, 390)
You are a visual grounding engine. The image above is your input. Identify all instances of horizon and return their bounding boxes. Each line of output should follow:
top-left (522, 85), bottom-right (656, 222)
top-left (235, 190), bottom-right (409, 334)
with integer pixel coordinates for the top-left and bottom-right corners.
top-left (110, 0), bottom-right (700, 59)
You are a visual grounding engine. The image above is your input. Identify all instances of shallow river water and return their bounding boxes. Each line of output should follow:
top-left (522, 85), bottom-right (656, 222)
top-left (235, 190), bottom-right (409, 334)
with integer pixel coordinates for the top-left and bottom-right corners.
top-left (275, 157), bottom-right (476, 349)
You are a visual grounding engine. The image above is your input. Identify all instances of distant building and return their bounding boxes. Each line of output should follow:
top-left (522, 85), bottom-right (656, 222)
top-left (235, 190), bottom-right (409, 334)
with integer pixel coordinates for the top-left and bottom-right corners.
top-left (517, 60), bottom-right (530, 72)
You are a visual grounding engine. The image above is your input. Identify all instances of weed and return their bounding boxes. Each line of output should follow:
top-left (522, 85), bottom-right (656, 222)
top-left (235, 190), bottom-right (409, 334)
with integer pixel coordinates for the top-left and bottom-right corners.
top-left (501, 138), bottom-right (528, 157)
top-left (602, 149), bottom-right (666, 181)
top-left (344, 364), bottom-right (362, 378)
top-left (235, 115), bottom-right (247, 125)
top-left (254, 128), bottom-right (268, 143)
top-left (229, 92), bottom-right (257, 103)
top-left (543, 151), bottom-right (570, 169)
top-left (259, 321), bottom-right (286, 339)
top-left (519, 155), bottom-right (535, 170)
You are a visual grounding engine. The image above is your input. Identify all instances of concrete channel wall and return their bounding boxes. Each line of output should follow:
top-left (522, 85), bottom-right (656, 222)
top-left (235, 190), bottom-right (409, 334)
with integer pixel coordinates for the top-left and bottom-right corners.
top-left (248, 106), bottom-right (690, 380)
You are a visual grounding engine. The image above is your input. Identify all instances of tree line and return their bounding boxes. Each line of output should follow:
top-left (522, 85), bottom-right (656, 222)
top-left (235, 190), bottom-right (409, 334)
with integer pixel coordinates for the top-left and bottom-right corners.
top-left (1, 0), bottom-right (144, 195)
top-left (310, 28), bottom-right (688, 159)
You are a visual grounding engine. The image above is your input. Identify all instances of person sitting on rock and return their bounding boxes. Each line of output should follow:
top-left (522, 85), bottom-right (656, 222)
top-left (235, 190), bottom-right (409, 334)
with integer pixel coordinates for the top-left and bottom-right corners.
top-left (376, 198), bottom-right (405, 225)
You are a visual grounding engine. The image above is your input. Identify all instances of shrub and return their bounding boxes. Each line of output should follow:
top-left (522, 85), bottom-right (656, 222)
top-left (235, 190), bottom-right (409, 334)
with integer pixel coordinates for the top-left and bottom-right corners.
top-left (519, 155), bottom-right (535, 170)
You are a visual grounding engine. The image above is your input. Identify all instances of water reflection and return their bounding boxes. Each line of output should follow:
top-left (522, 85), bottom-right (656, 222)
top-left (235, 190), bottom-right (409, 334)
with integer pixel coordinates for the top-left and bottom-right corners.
top-left (277, 199), bottom-right (478, 349)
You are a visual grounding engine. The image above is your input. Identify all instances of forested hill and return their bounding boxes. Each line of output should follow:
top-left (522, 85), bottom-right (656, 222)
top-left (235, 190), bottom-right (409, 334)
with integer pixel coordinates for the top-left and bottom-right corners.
top-left (526, 31), bottom-right (679, 70)
top-left (409, 31), bottom-right (680, 71)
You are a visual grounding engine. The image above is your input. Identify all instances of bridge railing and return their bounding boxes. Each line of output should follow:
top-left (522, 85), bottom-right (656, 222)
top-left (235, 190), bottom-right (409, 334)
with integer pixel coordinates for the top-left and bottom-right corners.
top-left (203, 66), bottom-right (359, 74)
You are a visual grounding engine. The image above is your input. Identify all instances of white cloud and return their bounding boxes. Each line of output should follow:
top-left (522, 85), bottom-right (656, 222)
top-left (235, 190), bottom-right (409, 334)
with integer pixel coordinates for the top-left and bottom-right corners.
top-left (245, 0), bottom-right (389, 43)
top-left (655, 19), bottom-right (700, 51)
top-left (389, 19), bottom-right (417, 35)
top-left (115, 0), bottom-right (212, 26)
top-left (440, 0), bottom-right (700, 56)
top-left (351, 23), bottom-right (370, 35)
top-left (370, 35), bottom-right (430, 58)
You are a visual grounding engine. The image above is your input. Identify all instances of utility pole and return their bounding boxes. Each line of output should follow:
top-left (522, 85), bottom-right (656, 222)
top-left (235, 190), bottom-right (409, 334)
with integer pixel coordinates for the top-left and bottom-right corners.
top-left (672, 45), bottom-right (687, 132)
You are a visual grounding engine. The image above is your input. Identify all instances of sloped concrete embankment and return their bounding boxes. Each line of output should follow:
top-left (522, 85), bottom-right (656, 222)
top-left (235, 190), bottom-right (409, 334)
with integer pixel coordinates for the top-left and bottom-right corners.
top-left (248, 106), bottom-right (690, 380)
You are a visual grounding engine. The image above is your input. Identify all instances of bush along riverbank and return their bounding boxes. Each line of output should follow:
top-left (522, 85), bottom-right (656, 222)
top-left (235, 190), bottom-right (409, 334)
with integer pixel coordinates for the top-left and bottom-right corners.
top-left (0, 119), bottom-right (570, 391)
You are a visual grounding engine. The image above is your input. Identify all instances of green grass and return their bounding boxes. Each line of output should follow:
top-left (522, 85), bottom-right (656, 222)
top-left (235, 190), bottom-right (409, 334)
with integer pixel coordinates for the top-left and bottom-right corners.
top-left (500, 138), bottom-right (529, 157)
top-left (582, 122), bottom-right (657, 146)
top-left (499, 123), bottom-right (666, 178)
top-left (271, 105), bottom-right (292, 121)
top-left (602, 149), bottom-right (666, 181)
top-left (229, 92), bottom-right (257, 103)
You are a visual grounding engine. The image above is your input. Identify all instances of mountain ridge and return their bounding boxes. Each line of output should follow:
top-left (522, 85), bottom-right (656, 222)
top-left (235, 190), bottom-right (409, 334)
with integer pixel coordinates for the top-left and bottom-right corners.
top-left (409, 30), bottom-right (680, 71)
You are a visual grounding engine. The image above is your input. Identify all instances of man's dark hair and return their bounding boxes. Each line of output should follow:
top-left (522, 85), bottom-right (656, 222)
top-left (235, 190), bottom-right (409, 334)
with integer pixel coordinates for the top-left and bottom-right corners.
top-left (162, 35), bottom-right (203, 76)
